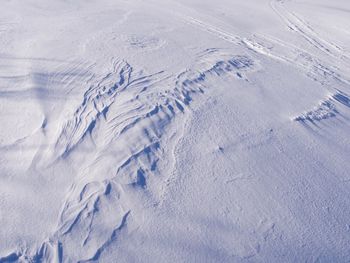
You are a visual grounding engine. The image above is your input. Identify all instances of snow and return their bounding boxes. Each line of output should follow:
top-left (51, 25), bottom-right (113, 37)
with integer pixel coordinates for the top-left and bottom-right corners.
top-left (0, 0), bottom-right (350, 262)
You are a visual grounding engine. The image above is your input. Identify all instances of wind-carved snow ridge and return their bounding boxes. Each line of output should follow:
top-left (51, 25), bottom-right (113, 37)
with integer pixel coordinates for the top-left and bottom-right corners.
top-left (294, 91), bottom-right (350, 123)
top-left (294, 98), bottom-right (337, 122)
top-left (54, 59), bottom-right (133, 159)
top-left (0, 51), bottom-right (256, 262)
top-left (27, 51), bottom-right (256, 262)
top-left (185, 49), bottom-right (256, 83)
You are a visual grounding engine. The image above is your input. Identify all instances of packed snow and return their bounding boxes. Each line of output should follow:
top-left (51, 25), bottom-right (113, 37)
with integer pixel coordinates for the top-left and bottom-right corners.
top-left (1, 0), bottom-right (350, 262)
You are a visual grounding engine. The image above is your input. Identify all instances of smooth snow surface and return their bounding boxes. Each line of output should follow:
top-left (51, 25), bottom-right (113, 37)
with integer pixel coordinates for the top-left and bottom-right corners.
top-left (1, 0), bottom-right (350, 262)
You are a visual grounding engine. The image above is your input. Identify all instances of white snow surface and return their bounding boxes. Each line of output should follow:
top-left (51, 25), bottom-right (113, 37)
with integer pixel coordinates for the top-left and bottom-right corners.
top-left (1, 0), bottom-right (350, 262)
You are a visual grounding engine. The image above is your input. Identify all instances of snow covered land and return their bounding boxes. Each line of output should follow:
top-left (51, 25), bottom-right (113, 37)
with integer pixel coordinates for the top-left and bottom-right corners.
top-left (1, 0), bottom-right (350, 262)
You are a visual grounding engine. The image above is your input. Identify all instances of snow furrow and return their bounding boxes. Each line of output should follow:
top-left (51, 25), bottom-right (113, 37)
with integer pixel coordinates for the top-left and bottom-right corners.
top-left (270, 0), bottom-right (350, 62)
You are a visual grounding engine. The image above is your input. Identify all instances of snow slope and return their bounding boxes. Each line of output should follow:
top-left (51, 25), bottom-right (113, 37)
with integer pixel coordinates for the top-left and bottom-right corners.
top-left (0, 0), bottom-right (350, 262)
